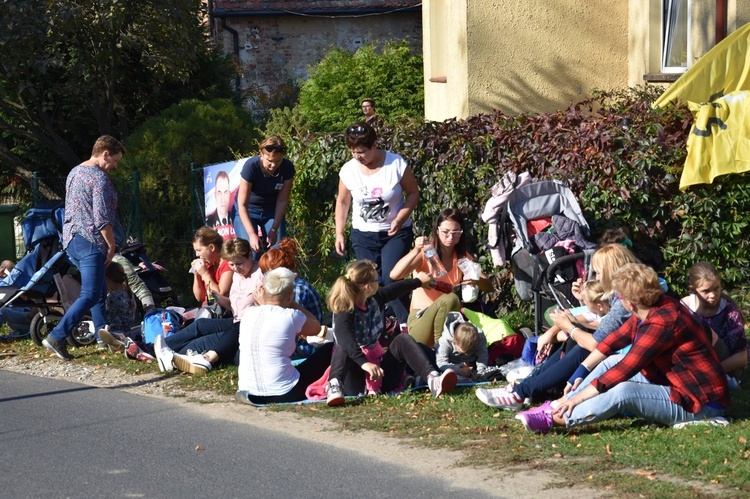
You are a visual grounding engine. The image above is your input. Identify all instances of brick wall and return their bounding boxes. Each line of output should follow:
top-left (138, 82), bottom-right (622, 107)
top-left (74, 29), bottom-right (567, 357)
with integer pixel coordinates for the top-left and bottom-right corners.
top-left (214, 12), bottom-right (422, 109)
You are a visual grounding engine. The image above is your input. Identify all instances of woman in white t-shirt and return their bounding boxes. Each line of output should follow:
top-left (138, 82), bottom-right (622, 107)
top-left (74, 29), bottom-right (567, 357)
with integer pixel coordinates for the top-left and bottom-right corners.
top-left (235, 267), bottom-right (333, 404)
top-left (334, 121), bottom-right (420, 324)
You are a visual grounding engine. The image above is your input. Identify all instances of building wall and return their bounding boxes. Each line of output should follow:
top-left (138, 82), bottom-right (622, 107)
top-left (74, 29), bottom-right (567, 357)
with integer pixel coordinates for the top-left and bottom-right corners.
top-left (424, 0), bottom-right (750, 120)
top-left (424, 1), bottom-right (629, 119)
top-left (422, 0), bottom-right (468, 121)
top-left (213, 12), bottom-right (421, 107)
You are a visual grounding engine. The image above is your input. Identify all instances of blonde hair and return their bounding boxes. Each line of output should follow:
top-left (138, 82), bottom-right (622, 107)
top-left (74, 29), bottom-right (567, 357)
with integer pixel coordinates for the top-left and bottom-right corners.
top-left (327, 260), bottom-right (377, 313)
top-left (454, 322), bottom-right (481, 355)
top-left (263, 267), bottom-right (296, 297)
top-left (581, 280), bottom-right (606, 306)
top-left (591, 244), bottom-right (638, 293)
top-left (610, 263), bottom-right (663, 308)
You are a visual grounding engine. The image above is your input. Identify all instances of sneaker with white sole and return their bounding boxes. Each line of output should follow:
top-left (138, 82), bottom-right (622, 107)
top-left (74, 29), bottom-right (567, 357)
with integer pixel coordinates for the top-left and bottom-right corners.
top-left (98, 327), bottom-right (126, 353)
top-left (153, 335), bottom-right (175, 372)
top-left (326, 378), bottom-right (345, 406)
top-left (42, 337), bottom-right (74, 361)
top-left (516, 406), bottom-right (554, 433)
top-left (427, 370), bottom-right (457, 398)
top-left (475, 386), bottom-right (524, 410)
top-left (124, 338), bottom-right (155, 363)
top-left (173, 351), bottom-right (212, 375)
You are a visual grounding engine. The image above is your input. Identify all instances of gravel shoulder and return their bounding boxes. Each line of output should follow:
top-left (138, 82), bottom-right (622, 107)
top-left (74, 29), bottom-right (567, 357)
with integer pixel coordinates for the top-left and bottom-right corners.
top-left (0, 353), bottom-right (602, 498)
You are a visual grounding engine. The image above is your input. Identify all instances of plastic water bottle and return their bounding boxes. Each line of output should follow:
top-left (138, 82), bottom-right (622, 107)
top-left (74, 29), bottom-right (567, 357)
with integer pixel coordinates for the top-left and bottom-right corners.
top-left (161, 313), bottom-right (173, 338)
top-left (423, 243), bottom-right (447, 278)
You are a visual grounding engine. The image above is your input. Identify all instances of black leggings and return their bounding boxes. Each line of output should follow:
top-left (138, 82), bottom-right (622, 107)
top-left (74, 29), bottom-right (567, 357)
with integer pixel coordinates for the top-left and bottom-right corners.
top-left (330, 334), bottom-right (436, 396)
top-left (245, 343), bottom-right (334, 404)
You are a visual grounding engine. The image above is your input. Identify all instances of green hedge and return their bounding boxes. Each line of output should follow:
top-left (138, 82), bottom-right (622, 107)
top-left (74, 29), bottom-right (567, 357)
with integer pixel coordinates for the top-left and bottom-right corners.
top-left (284, 87), bottom-right (750, 315)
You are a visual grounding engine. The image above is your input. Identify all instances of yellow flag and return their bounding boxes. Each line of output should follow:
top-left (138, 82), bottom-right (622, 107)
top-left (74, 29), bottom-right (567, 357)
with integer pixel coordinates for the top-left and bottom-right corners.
top-left (680, 91), bottom-right (750, 190)
top-left (653, 22), bottom-right (750, 108)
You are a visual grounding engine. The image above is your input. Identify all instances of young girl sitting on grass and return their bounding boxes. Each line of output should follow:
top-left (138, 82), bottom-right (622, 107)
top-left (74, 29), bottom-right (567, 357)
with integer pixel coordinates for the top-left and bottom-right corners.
top-left (535, 280), bottom-right (610, 363)
top-left (324, 260), bottom-right (457, 406)
top-left (681, 262), bottom-right (747, 383)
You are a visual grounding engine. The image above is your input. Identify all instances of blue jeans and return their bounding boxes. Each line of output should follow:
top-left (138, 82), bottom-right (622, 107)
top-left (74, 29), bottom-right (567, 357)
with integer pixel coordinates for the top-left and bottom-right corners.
top-left (166, 317), bottom-right (239, 363)
top-left (233, 211), bottom-right (286, 261)
top-left (351, 225), bottom-right (413, 323)
top-left (49, 235), bottom-right (107, 341)
top-left (514, 343), bottom-right (588, 401)
top-left (565, 354), bottom-right (724, 427)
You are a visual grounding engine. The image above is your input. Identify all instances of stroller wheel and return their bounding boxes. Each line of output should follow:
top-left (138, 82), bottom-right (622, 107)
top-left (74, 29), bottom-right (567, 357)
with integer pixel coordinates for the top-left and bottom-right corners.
top-left (68, 319), bottom-right (97, 346)
top-left (29, 312), bottom-right (97, 347)
top-left (29, 312), bottom-right (62, 347)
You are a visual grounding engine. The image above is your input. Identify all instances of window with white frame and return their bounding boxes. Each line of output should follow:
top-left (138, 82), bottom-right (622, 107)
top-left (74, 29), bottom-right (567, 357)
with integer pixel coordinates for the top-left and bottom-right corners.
top-left (662, 0), bottom-right (691, 73)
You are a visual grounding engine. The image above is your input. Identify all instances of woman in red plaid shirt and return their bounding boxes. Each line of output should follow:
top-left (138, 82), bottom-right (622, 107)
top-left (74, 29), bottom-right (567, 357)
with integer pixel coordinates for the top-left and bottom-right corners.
top-left (516, 263), bottom-right (730, 433)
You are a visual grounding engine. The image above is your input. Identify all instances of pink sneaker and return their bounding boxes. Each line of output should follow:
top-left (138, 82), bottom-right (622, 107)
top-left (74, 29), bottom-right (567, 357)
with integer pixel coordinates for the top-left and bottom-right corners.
top-left (519, 400), bottom-right (554, 415)
top-left (475, 386), bottom-right (524, 410)
top-left (516, 406), bottom-right (554, 433)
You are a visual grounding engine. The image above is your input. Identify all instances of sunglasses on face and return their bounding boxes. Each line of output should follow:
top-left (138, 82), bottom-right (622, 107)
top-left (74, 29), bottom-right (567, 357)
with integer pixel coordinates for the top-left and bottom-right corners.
top-left (438, 229), bottom-right (463, 237)
top-left (262, 145), bottom-right (287, 154)
top-left (346, 125), bottom-right (367, 136)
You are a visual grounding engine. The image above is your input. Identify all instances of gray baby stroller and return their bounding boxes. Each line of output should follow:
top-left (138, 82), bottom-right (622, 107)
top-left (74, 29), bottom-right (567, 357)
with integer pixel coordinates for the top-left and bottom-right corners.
top-left (500, 180), bottom-right (596, 335)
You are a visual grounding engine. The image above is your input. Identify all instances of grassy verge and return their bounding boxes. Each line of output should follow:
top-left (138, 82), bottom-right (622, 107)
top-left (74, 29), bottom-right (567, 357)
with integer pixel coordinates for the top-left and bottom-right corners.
top-left (2, 329), bottom-right (749, 497)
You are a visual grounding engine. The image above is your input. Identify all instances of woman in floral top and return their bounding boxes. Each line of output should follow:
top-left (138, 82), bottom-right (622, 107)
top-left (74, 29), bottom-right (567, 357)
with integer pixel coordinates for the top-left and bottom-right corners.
top-left (42, 135), bottom-right (125, 361)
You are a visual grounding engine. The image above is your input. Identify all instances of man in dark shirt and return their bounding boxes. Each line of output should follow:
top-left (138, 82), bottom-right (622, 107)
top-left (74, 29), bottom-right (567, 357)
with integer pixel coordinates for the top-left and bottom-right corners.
top-left (361, 98), bottom-right (383, 128)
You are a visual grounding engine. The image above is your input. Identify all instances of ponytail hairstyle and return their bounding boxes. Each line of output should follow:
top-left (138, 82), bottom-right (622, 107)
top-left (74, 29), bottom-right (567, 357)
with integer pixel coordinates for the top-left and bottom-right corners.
top-left (327, 260), bottom-right (377, 313)
top-left (106, 261), bottom-right (128, 286)
top-left (193, 226), bottom-right (223, 252)
top-left (259, 237), bottom-right (299, 273)
top-left (580, 280), bottom-right (606, 307)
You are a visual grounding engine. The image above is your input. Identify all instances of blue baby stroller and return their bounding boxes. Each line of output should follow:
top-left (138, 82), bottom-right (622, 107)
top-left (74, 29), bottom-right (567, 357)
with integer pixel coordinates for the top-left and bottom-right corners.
top-left (499, 180), bottom-right (596, 336)
top-left (0, 202), bottom-right (97, 346)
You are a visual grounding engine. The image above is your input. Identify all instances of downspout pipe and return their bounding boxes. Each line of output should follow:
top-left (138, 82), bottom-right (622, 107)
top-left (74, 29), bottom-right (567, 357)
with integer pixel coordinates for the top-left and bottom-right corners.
top-left (716, 0), bottom-right (727, 44)
top-left (220, 16), bottom-right (242, 96)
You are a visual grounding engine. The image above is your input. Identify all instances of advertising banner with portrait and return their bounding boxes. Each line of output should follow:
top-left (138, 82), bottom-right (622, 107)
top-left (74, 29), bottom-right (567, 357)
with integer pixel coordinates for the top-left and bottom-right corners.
top-left (203, 160), bottom-right (244, 240)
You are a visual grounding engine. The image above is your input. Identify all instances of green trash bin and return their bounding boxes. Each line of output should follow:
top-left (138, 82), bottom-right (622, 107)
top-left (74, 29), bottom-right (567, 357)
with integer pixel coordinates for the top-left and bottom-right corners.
top-left (0, 204), bottom-right (19, 262)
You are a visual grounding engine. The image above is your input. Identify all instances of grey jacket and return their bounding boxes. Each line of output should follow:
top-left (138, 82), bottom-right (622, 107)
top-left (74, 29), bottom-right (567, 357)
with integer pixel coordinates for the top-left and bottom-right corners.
top-left (436, 312), bottom-right (489, 374)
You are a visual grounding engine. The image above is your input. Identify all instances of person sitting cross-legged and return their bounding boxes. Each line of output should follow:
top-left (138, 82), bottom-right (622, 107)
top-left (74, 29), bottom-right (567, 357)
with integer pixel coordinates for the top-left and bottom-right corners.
top-left (235, 267), bottom-right (333, 404)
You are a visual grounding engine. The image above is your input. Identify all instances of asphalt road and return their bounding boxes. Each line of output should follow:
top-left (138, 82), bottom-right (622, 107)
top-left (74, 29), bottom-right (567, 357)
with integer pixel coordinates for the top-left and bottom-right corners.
top-left (0, 370), bottom-right (499, 498)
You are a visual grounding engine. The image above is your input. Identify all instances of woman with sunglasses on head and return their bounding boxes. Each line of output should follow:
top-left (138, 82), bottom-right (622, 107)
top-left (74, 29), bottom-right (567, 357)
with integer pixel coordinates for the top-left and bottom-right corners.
top-left (335, 121), bottom-right (420, 324)
top-left (235, 136), bottom-right (295, 260)
top-left (391, 208), bottom-right (492, 347)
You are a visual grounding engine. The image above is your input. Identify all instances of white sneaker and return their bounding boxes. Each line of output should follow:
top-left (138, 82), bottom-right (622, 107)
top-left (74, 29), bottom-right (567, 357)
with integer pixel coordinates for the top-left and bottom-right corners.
top-left (173, 351), bottom-right (212, 375)
top-left (475, 385), bottom-right (524, 410)
top-left (427, 370), bottom-right (457, 398)
top-left (326, 378), bottom-right (345, 406)
top-left (153, 335), bottom-right (175, 372)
